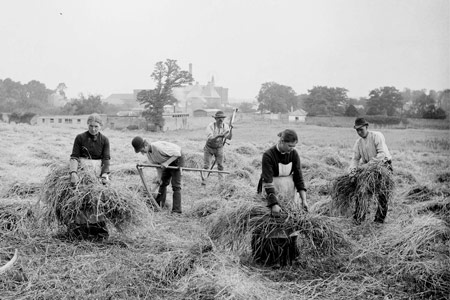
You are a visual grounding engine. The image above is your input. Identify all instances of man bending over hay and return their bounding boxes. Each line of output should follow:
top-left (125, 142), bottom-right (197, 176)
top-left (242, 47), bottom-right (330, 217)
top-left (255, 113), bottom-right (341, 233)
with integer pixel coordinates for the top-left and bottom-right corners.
top-left (66, 113), bottom-right (111, 239)
top-left (337, 117), bottom-right (394, 224)
top-left (132, 136), bottom-right (184, 214)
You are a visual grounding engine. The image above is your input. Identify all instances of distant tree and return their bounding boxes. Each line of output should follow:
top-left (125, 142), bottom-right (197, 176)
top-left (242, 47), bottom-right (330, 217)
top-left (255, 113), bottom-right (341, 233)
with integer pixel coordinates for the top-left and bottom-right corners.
top-left (137, 59), bottom-right (193, 131)
top-left (303, 86), bottom-right (348, 116)
top-left (61, 94), bottom-right (106, 115)
top-left (56, 83), bottom-right (67, 98)
top-left (345, 104), bottom-right (359, 117)
top-left (366, 87), bottom-right (403, 116)
top-left (238, 102), bottom-right (255, 113)
top-left (256, 82), bottom-right (298, 113)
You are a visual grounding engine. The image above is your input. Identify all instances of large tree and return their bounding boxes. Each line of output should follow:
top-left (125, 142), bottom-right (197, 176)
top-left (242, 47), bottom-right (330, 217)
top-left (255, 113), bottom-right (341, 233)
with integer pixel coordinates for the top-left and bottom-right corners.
top-left (366, 86), bottom-right (403, 116)
top-left (256, 82), bottom-right (298, 113)
top-left (137, 59), bottom-right (193, 131)
top-left (303, 86), bottom-right (348, 116)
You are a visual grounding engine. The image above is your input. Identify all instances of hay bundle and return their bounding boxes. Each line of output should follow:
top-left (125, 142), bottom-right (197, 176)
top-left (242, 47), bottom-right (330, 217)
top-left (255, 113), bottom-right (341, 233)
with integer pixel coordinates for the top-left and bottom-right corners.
top-left (330, 161), bottom-right (394, 220)
top-left (208, 199), bottom-right (351, 258)
top-left (40, 163), bottom-right (150, 230)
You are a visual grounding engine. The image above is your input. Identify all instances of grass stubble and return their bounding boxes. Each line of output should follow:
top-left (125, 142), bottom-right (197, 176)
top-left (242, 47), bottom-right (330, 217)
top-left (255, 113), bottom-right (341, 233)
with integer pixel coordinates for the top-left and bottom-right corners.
top-left (0, 121), bottom-right (449, 299)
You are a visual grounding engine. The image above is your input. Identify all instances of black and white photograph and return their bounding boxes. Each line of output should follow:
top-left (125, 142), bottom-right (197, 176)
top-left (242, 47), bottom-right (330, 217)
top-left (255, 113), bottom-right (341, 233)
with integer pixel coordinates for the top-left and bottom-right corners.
top-left (1, 1), bottom-right (449, 299)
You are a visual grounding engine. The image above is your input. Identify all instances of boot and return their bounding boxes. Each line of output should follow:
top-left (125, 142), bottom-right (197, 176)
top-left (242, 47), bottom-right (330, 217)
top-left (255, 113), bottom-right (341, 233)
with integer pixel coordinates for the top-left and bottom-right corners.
top-left (172, 190), bottom-right (182, 213)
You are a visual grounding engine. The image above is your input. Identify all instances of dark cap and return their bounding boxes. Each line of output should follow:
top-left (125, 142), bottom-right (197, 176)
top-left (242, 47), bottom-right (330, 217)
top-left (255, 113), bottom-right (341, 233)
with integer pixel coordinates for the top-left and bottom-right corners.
top-left (354, 117), bottom-right (369, 129)
top-left (132, 136), bottom-right (145, 153)
top-left (213, 111), bottom-right (226, 118)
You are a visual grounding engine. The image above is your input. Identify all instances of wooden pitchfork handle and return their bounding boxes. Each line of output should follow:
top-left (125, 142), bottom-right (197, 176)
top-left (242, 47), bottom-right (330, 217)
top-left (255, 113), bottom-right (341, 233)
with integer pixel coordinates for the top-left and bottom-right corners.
top-left (136, 165), bottom-right (161, 211)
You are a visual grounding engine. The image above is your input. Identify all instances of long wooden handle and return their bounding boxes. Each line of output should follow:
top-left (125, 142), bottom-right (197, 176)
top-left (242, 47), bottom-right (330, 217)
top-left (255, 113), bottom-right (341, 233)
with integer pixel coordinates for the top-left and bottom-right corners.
top-left (136, 165), bottom-right (161, 211)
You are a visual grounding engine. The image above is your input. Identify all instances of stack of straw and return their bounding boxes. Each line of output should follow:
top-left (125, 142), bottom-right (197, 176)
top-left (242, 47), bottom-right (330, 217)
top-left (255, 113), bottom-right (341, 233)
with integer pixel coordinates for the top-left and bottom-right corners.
top-left (39, 163), bottom-right (150, 231)
top-left (330, 161), bottom-right (394, 220)
top-left (208, 198), bottom-right (350, 257)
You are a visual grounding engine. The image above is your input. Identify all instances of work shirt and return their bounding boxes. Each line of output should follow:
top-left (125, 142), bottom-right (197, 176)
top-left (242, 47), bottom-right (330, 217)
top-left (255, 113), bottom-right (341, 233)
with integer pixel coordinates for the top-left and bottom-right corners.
top-left (205, 121), bottom-right (230, 148)
top-left (258, 145), bottom-right (306, 207)
top-left (70, 131), bottom-right (110, 174)
top-left (349, 131), bottom-right (392, 170)
top-left (146, 141), bottom-right (181, 164)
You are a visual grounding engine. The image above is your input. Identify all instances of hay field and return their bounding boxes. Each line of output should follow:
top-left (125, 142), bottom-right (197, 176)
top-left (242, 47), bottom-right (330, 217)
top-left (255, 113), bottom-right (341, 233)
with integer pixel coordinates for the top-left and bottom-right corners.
top-left (0, 120), bottom-right (449, 300)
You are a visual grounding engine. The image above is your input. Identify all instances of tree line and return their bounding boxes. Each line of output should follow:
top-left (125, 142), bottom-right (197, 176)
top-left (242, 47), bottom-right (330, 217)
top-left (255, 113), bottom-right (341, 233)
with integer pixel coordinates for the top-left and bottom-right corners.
top-left (0, 79), bottom-right (121, 119)
top-left (1, 59), bottom-right (448, 129)
top-left (255, 83), bottom-right (449, 120)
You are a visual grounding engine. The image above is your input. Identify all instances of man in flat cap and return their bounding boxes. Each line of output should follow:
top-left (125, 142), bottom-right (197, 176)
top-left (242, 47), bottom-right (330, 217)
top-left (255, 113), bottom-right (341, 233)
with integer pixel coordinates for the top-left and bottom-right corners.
top-left (201, 111), bottom-right (232, 185)
top-left (349, 117), bottom-right (393, 224)
top-left (132, 136), bottom-right (184, 214)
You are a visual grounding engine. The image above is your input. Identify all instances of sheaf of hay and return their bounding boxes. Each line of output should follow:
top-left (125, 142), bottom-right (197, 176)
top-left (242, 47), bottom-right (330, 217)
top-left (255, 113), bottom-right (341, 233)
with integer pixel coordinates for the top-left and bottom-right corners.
top-left (207, 199), bottom-right (351, 256)
top-left (39, 163), bottom-right (151, 231)
top-left (330, 161), bottom-right (395, 220)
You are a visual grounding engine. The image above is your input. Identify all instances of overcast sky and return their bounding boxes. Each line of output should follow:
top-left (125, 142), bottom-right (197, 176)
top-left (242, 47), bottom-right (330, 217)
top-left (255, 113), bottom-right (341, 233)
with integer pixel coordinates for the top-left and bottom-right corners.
top-left (1, 0), bottom-right (449, 101)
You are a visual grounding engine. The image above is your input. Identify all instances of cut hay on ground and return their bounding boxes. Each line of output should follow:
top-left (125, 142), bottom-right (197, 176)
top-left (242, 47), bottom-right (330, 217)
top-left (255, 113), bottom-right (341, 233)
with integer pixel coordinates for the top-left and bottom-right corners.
top-left (377, 214), bottom-right (450, 298)
top-left (208, 199), bottom-right (351, 256)
top-left (214, 179), bottom-right (256, 200)
top-left (378, 214), bottom-right (449, 258)
top-left (39, 163), bottom-right (151, 231)
top-left (189, 197), bottom-right (224, 218)
top-left (403, 184), bottom-right (435, 203)
top-left (330, 161), bottom-right (395, 220)
top-left (0, 202), bottom-right (34, 234)
top-left (183, 151), bottom-right (204, 169)
top-left (436, 171), bottom-right (450, 183)
top-left (5, 181), bottom-right (41, 198)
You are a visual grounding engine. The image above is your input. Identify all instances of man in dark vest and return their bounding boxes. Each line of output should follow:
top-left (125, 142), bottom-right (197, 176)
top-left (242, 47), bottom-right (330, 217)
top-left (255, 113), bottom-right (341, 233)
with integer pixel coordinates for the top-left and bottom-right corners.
top-left (201, 111), bottom-right (232, 185)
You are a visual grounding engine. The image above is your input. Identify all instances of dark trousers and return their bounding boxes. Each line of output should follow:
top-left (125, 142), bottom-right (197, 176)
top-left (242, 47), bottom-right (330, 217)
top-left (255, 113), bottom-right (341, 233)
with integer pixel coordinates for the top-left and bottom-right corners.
top-left (155, 156), bottom-right (183, 213)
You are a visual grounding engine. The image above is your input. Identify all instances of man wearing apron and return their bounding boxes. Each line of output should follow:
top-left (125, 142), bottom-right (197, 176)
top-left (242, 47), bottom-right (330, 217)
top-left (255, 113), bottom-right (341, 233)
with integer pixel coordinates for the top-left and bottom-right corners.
top-left (258, 129), bottom-right (308, 214)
